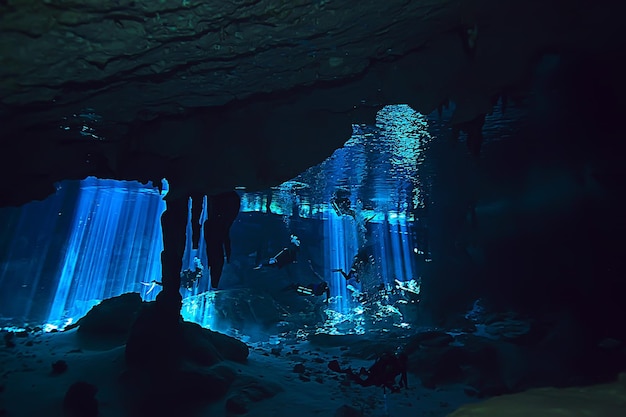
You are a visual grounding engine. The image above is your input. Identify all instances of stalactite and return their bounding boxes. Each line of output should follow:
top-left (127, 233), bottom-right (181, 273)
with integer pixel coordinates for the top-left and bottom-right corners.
top-left (453, 114), bottom-right (486, 159)
top-left (156, 194), bottom-right (188, 320)
top-left (190, 194), bottom-right (204, 250)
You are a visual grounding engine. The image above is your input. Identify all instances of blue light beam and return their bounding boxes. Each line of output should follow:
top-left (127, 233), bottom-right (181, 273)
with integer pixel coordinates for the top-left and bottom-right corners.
top-left (47, 178), bottom-right (165, 326)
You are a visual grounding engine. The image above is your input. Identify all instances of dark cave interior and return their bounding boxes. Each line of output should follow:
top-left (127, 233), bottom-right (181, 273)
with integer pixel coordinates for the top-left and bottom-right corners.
top-left (1, 1), bottom-right (626, 416)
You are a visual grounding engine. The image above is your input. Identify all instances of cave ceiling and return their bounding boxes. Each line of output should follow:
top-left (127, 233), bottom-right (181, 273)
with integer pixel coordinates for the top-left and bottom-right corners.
top-left (0, 0), bottom-right (622, 207)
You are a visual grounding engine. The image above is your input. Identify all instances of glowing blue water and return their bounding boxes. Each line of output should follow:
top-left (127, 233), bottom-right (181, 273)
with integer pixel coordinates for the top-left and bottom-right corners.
top-left (181, 290), bottom-right (218, 330)
top-left (0, 185), bottom-right (75, 324)
top-left (46, 178), bottom-right (166, 326)
top-left (0, 104), bottom-right (430, 334)
top-left (325, 210), bottom-right (358, 312)
top-left (239, 105), bottom-right (430, 328)
top-left (0, 178), bottom-right (166, 327)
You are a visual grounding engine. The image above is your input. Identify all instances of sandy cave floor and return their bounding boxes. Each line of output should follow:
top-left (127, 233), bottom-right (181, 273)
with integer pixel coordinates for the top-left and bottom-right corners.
top-left (0, 328), bottom-right (476, 417)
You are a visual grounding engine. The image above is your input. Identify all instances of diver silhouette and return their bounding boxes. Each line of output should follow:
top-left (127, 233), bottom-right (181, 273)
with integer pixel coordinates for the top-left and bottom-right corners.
top-left (283, 260), bottom-right (331, 303)
top-left (204, 191), bottom-right (241, 290)
top-left (254, 234), bottom-right (300, 269)
top-left (332, 246), bottom-right (375, 301)
top-left (333, 246), bottom-right (375, 283)
top-left (282, 281), bottom-right (330, 303)
top-left (330, 189), bottom-right (356, 218)
top-left (328, 350), bottom-right (408, 393)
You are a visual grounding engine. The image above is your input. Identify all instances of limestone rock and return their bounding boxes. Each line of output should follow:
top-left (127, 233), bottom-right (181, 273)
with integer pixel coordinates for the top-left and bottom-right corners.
top-left (225, 378), bottom-right (282, 415)
top-left (75, 292), bottom-right (143, 336)
top-left (1, 1), bottom-right (616, 206)
top-left (63, 381), bottom-right (98, 417)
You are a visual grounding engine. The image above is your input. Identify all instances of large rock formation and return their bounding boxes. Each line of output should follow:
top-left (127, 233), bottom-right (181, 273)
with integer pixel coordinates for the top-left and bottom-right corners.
top-left (1, 0), bottom-right (623, 206)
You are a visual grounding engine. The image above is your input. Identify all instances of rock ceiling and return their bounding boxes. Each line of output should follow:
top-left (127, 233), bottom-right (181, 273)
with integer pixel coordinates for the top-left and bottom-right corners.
top-left (0, 0), bottom-right (622, 206)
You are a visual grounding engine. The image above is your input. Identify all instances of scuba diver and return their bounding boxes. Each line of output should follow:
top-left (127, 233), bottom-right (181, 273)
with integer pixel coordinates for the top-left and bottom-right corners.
top-left (340, 246), bottom-right (375, 277)
top-left (328, 349), bottom-right (408, 393)
top-left (140, 279), bottom-right (162, 295)
top-left (330, 189), bottom-right (356, 218)
top-left (254, 234), bottom-right (300, 269)
top-left (141, 256), bottom-right (204, 294)
top-left (332, 265), bottom-right (360, 283)
top-left (180, 257), bottom-right (204, 290)
top-left (283, 281), bottom-right (330, 303)
top-left (281, 260), bottom-right (331, 303)
top-left (333, 265), bottom-right (364, 302)
top-left (332, 249), bottom-right (370, 283)
top-left (332, 246), bottom-right (375, 300)
top-left (330, 189), bottom-right (376, 231)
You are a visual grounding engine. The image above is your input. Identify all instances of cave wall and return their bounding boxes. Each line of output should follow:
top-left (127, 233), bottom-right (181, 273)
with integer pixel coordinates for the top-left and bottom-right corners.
top-left (421, 51), bottom-right (626, 340)
top-left (2, 0), bottom-right (622, 207)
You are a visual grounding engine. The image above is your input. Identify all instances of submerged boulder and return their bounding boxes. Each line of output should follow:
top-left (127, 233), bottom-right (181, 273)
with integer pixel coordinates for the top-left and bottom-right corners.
top-left (125, 298), bottom-right (249, 371)
top-left (74, 292), bottom-right (144, 336)
top-left (225, 377), bottom-right (283, 415)
top-left (123, 296), bottom-right (250, 413)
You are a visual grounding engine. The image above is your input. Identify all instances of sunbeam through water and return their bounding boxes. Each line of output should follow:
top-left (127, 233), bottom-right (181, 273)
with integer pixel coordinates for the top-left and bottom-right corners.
top-left (1, 105), bottom-right (431, 337)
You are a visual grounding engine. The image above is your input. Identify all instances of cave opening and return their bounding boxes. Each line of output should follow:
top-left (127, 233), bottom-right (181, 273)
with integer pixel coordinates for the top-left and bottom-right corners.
top-left (0, 104), bottom-right (434, 340)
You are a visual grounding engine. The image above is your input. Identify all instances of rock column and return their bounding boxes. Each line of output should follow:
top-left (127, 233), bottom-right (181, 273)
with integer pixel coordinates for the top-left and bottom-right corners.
top-left (156, 195), bottom-right (188, 320)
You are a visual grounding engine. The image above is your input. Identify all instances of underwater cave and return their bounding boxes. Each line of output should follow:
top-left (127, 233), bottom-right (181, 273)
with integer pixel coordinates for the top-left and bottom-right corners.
top-left (1, 1), bottom-right (626, 417)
